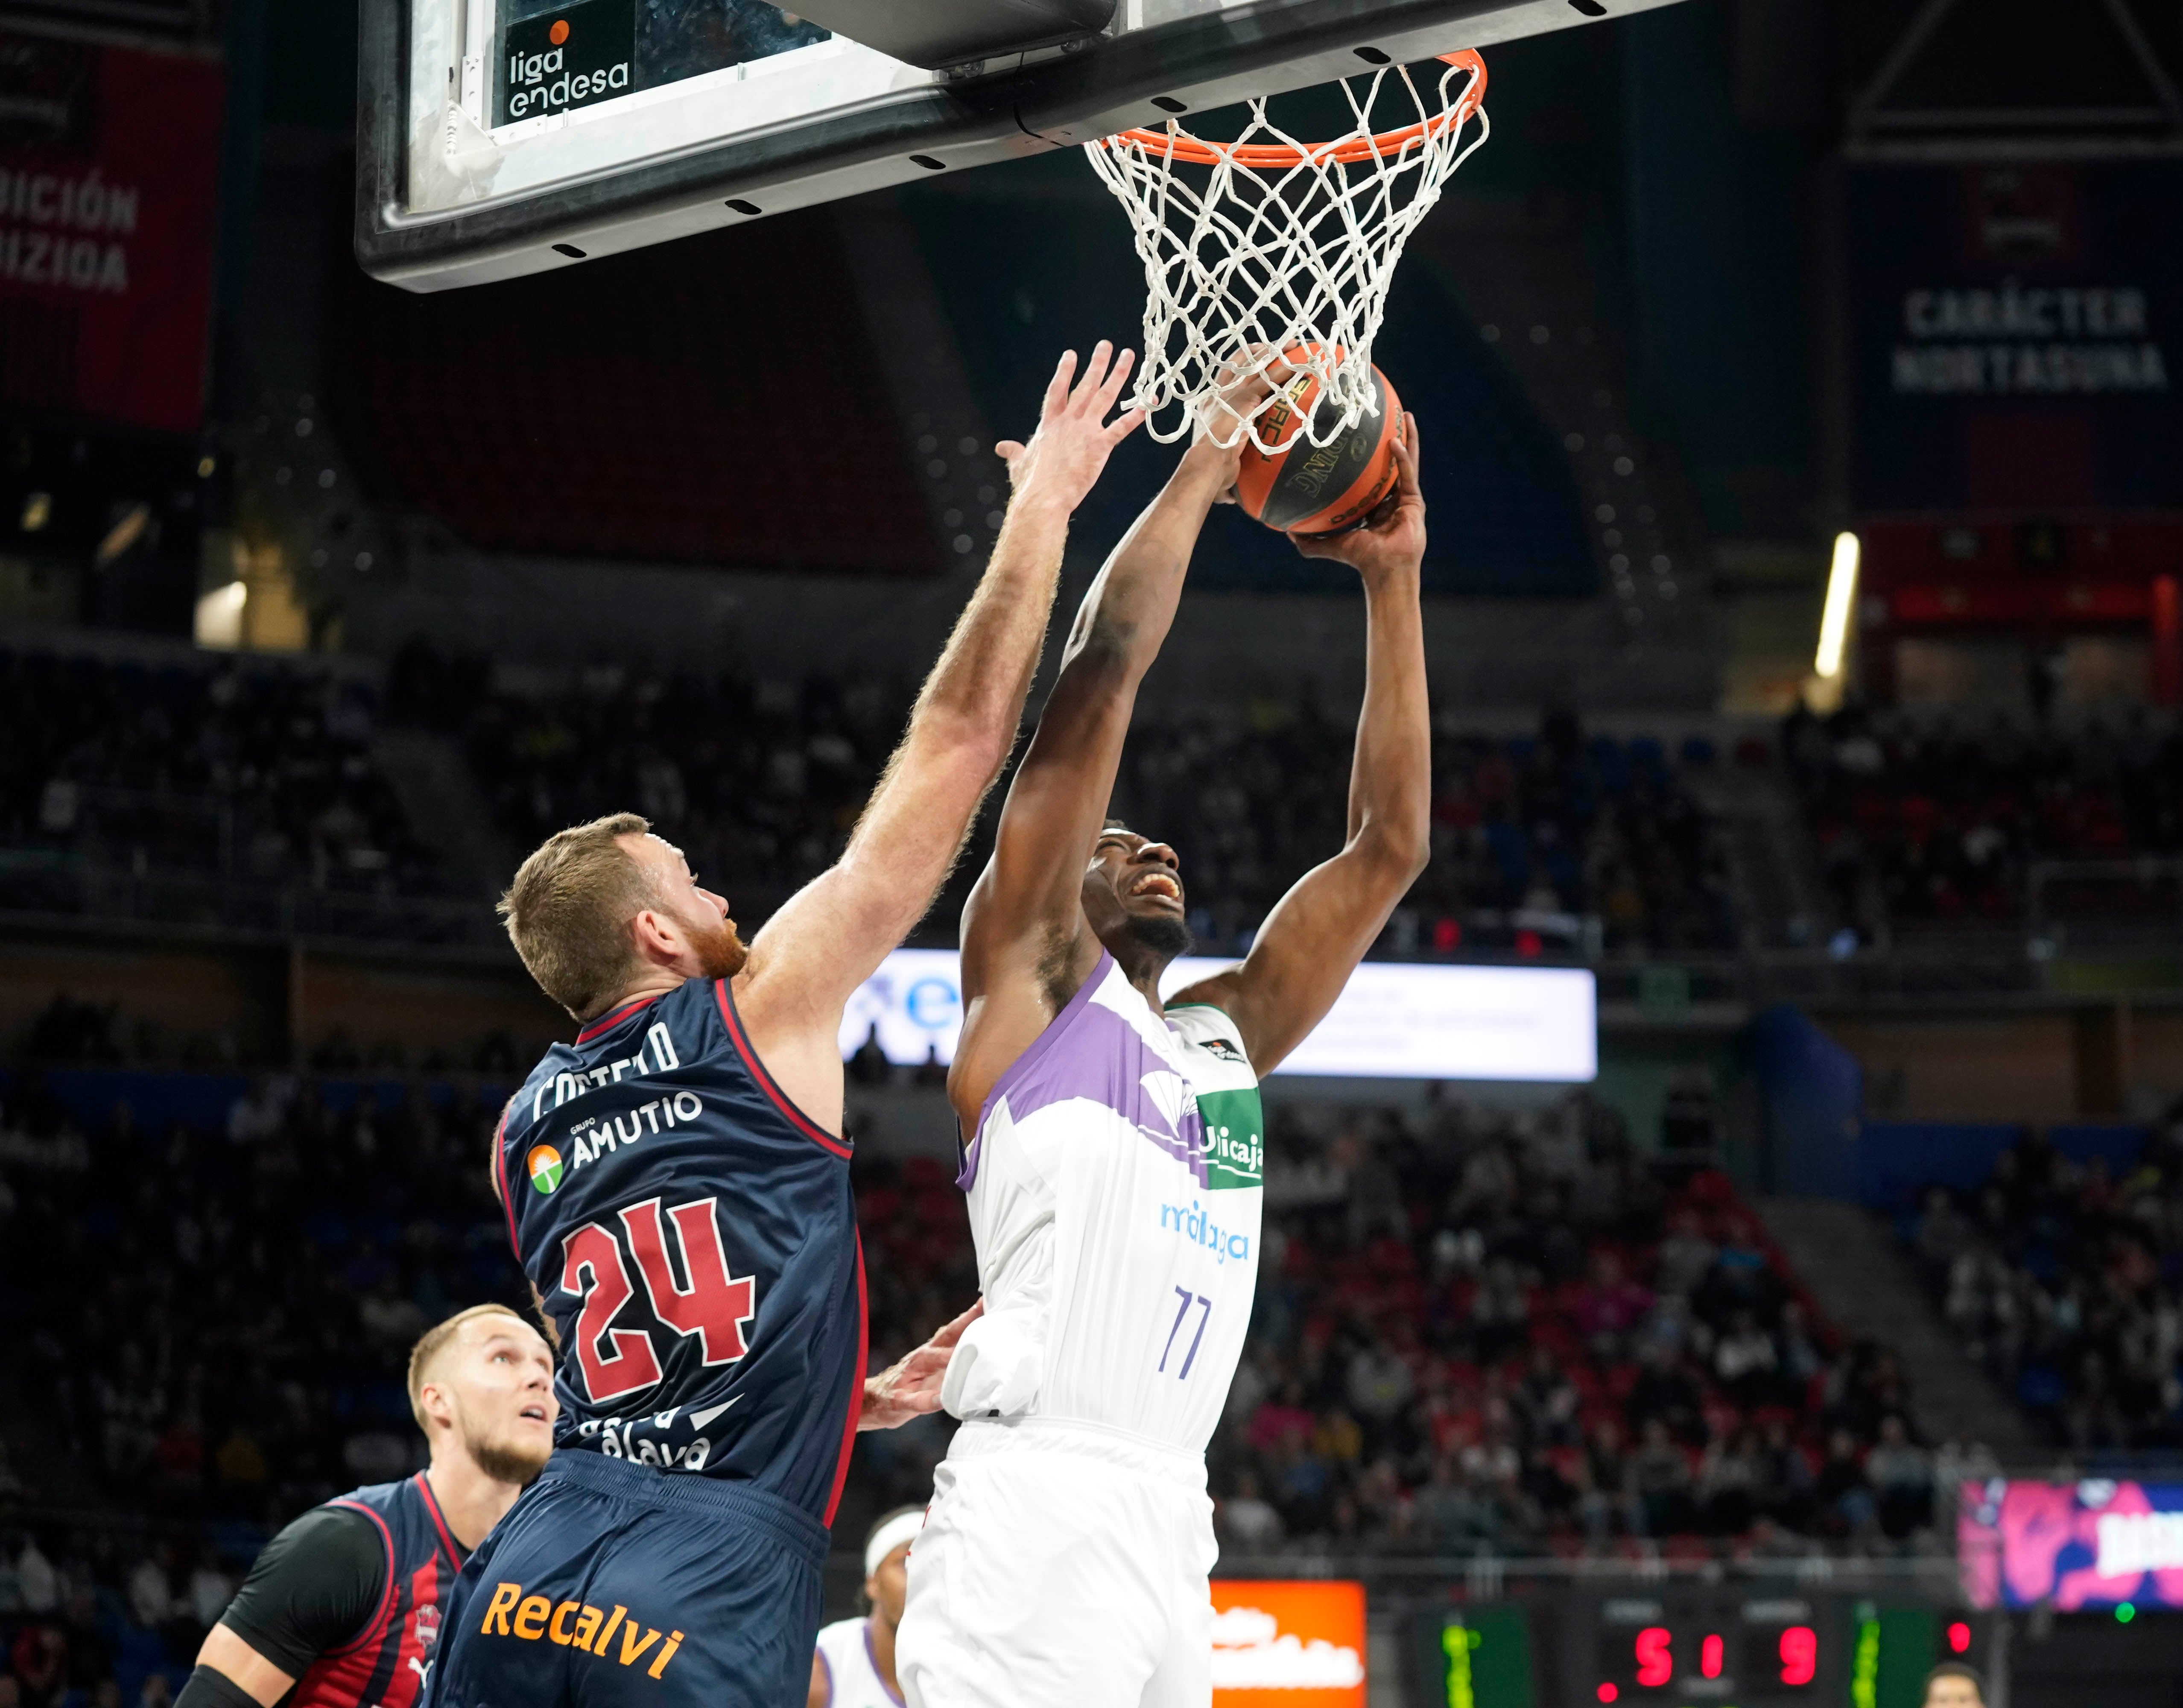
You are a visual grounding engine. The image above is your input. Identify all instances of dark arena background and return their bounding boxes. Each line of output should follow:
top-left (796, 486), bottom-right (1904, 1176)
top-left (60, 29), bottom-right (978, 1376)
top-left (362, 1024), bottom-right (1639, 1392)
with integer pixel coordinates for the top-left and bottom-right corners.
top-left (3, 0), bottom-right (2183, 1705)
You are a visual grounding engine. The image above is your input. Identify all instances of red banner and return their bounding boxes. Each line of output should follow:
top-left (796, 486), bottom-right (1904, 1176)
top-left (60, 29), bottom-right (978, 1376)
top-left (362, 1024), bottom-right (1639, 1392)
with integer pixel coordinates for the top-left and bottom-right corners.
top-left (0, 29), bottom-right (224, 433)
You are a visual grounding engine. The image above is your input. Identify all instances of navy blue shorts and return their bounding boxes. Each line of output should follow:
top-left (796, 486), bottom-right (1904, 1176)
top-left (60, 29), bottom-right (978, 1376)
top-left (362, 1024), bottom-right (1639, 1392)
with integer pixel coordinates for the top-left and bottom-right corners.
top-left (427, 1450), bottom-right (828, 1708)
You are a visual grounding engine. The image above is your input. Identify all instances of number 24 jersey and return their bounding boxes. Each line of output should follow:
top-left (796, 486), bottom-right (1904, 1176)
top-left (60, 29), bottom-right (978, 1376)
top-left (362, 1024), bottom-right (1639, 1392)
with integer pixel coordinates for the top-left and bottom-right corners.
top-left (496, 974), bottom-right (866, 1525)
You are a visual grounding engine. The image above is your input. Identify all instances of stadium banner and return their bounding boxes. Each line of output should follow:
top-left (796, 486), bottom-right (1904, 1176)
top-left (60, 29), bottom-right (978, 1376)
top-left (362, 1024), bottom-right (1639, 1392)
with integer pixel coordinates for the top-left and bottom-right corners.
top-left (837, 951), bottom-right (1598, 1083)
top-left (1845, 159), bottom-right (2183, 512)
top-left (1208, 1580), bottom-right (1366, 1707)
top-left (0, 29), bottom-right (225, 433)
top-left (1958, 1478), bottom-right (2183, 1609)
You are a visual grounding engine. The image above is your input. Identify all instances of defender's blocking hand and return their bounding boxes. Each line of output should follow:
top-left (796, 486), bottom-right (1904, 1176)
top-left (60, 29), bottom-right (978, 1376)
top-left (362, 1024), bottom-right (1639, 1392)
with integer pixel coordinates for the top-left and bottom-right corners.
top-left (996, 343), bottom-right (1146, 513)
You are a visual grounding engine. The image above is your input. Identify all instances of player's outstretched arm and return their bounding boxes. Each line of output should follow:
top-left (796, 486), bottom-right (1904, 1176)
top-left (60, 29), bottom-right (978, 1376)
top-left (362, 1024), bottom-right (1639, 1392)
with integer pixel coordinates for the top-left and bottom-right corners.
top-left (731, 347), bottom-right (1143, 1082)
top-left (1170, 414), bottom-right (1432, 1073)
top-left (947, 425), bottom-right (1243, 1120)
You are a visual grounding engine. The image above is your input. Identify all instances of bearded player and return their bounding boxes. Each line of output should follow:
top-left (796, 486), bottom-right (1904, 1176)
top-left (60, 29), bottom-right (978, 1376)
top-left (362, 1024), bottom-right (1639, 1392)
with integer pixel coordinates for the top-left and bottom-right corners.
top-left (423, 344), bottom-right (1144, 1708)
top-left (807, 1505), bottom-right (921, 1708)
top-left (895, 404), bottom-right (1431, 1708)
top-left (180, 1306), bottom-right (555, 1708)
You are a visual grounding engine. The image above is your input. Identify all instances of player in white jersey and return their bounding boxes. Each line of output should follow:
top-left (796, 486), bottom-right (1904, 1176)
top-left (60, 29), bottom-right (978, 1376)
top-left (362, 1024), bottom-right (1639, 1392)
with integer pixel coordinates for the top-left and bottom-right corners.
top-left (808, 1507), bottom-right (922, 1708)
top-left (896, 388), bottom-right (1434, 1708)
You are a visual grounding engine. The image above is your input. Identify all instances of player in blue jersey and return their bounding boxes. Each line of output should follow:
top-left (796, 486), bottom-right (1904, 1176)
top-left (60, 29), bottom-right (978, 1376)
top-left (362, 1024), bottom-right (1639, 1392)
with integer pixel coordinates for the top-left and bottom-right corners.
top-left (424, 343), bottom-right (1146, 1708)
top-left (181, 1305), bottom-right (556, 1708)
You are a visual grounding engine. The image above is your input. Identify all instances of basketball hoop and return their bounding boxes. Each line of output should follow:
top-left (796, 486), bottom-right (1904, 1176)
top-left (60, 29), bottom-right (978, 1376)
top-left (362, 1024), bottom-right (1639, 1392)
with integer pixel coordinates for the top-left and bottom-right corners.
top-left (1086, 50), bottom-right (1490, 452)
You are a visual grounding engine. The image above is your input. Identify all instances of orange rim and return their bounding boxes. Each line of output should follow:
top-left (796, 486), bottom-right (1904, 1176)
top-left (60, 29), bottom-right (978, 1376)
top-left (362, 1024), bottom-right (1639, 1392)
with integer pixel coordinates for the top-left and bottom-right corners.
top-left (1102, 50), bottom-right (1485, 169)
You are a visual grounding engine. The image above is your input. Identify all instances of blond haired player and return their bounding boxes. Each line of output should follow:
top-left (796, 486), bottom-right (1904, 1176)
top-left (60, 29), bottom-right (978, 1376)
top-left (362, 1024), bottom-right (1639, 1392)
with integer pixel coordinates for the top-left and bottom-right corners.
top-left (181, 1306), bottom-right (556, 1708)
top-left (808, 1506), bottom-right (922, 1708)
top-left (429, 345), bottom-right (1146, 1708)
top-left (896, 401), bottom-right (1433, 1707)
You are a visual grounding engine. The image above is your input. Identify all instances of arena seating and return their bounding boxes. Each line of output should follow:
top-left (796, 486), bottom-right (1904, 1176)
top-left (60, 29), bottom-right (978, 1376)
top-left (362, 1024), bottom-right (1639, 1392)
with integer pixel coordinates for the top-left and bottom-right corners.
top-left (324, 215), bottom-right (937, 576)
top-left (0, 1062), bottom-right (1956, 1704)
top-left (424, 649), bottom-right (1735, 958)
top-left (434, 649), bottom-right (923, 928)
top-left (1116, 707), bottom-right (1736, 955)
top-left (1203, 1096), bottom-right (1943, 1556)
top-left (0, 648), bottom-right (442, 921)
top-left (1903, 1110), bottom-right (2183, 1450)
top-left (1783, 703), bottom-right (2183, 936)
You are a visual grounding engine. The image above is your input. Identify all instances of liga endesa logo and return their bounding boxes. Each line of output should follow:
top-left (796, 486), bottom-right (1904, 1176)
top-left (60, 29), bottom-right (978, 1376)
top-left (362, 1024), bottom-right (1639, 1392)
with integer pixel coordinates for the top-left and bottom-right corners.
top-left (1209, 1580), bottom-right (1365, 1706)
top-left (500, 0), bottom-right (635, 123)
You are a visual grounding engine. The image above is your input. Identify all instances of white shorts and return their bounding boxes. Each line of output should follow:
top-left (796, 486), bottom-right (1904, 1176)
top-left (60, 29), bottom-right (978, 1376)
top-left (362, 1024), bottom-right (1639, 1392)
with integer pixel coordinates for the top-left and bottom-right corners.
top-left (897, 1416), bottom-right (1217, 1708)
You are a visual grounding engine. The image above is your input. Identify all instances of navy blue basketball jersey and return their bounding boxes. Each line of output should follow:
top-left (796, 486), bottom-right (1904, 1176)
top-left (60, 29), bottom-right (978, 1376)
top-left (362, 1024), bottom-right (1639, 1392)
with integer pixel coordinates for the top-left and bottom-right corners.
top-left (294, 1474), bottom-right (464, 1708)
top-left (496, 975), bottom-right (865, 1526)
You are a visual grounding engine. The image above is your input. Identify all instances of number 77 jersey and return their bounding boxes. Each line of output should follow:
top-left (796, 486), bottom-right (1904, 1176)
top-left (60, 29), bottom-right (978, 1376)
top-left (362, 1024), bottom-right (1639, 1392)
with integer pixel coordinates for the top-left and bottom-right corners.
top-left (955, 953), bottom-right (1263, 1454)
top-left (496, 975), bottom-right (866, 1526)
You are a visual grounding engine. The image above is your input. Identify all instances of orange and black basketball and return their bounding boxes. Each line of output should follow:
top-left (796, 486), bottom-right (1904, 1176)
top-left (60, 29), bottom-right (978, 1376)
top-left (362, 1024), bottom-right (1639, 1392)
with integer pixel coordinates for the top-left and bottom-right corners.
top-left (1233, 349), bottom-right (1403, 537)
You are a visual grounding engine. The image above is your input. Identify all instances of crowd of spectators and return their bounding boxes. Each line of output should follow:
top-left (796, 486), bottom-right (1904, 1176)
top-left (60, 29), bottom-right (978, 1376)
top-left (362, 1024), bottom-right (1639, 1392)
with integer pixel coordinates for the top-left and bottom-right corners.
top-left (1783, 702), bottom-right (2183, 938)
top-left (0, 1069), bottom-right (525, 1703)
top-left (0, 634), bottom-right (1738, 965)
top-left (1202, 1092), bottom-right (1956, 1560)
top-left (393, 638), bottom-right (1736, 959)
top-left (424, 648), bottom-right (938, 931)
top-left (0, 649), bottom-right (441, 915)
top-left (1907, 1108), bottom-right (2183, 1451)
top-left (1116, 703), bottom-right (1737, 956)
top-left (0, 1068), bottom-right (973, 1704)
top-left (1, 1057), bottom-right (1964, 1701)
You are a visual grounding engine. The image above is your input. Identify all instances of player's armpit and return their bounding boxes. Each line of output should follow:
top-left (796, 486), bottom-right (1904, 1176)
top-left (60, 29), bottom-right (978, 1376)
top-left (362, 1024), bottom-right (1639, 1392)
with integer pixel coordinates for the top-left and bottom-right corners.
top-left (187, 1626), bottom-right (296, 1708)
top-left (1170, 830), bottom-right (1424, 1076)
top-left (808, 1650), bottom-right (832, 1708)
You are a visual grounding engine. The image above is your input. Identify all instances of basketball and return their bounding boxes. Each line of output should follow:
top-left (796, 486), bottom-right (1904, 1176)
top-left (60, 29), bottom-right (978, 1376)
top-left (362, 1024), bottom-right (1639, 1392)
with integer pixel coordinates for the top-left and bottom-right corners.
top-left (1232, 353), bottom-right (1404, 537)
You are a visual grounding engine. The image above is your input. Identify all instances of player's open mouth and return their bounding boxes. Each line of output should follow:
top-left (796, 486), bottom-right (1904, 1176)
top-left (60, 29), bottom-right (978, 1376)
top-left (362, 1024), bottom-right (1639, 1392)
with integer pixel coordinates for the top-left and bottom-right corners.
top-left (1130, 872), bottom-right (1183, 904)
top-left (519, 1404), bottom-right (548, 1422)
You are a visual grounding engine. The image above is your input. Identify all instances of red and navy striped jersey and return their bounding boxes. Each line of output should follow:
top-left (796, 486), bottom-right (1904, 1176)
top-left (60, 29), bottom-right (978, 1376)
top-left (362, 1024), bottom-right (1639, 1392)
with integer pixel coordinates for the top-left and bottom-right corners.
top-left (497, 974), bottom-right (866, 1525)
top-left (291, 1474), bottom-right (464, 1708)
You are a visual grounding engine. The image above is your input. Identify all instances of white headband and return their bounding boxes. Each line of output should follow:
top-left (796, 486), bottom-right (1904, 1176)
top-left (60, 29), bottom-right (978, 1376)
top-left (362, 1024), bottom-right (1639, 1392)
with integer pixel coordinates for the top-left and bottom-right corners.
top-left (864, 1510), bottom-right (925, 1579)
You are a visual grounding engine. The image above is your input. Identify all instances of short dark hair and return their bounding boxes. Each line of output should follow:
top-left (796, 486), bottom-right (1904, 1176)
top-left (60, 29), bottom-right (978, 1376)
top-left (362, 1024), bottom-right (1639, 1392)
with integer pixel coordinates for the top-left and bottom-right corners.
top-left (1923, 1661), bottom-right (1984, 1703)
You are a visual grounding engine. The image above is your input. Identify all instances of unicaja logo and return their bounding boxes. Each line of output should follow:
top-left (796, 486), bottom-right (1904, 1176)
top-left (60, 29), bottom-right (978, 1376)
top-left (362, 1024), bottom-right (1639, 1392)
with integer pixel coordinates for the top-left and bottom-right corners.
top-left (528, 1144), bottom-right (564, 1194)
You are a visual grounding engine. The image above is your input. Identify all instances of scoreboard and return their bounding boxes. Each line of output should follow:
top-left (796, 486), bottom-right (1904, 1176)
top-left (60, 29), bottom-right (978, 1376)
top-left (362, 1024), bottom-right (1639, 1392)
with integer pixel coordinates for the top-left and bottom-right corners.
top-left (1414, 1594), bottom-right (1987, 1708)
top-left (1580, 1594), bottom-right (1834, 1705)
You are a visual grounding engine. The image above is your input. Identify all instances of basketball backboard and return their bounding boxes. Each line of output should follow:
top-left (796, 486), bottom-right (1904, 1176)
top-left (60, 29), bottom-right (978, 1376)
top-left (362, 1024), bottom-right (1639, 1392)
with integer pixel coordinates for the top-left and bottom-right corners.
top-left (357, 0), bottom-right (1685, 292)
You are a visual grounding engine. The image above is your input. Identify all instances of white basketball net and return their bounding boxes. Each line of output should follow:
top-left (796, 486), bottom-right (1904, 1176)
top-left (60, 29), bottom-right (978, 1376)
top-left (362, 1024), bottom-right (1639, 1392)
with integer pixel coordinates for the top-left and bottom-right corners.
top-left (1084, 52), bottom-right (1490, 453)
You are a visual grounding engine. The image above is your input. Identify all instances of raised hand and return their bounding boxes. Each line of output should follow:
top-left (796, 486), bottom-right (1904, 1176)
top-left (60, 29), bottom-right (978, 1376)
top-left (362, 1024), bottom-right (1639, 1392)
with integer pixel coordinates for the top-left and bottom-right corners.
top-left (1290, 411), bottom-right (1426, 580)
top-left (1195, 346), bottom-right (1283, 500)
top-left (997, 342), bottom-right (1146, 513)
top-left (858, 1297), bottom-right (984, 1431)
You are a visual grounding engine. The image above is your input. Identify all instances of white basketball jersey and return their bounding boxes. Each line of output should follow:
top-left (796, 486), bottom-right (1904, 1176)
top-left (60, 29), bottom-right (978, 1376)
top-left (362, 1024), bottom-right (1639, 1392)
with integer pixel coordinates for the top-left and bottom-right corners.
top-left (950, 952), bottom-right (1265, 1454)
top-left (815, 1616), bottom-right (903, 1708)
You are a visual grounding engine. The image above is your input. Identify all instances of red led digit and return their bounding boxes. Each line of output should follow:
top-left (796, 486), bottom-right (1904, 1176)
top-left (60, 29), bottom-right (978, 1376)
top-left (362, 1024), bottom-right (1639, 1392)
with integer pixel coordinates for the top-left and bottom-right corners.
top-left (1701, 1635), bottom-right (1723, 1679)
top-left (1635, 1628), bottom-right (1673, 1688)
top-left (1780, 1626), bottom-right (1818, 1686)
top-left (1597, 1687), bottom-right (1619, 1703)
top-left (1947, 1622), bottom-right (1971, 1654)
